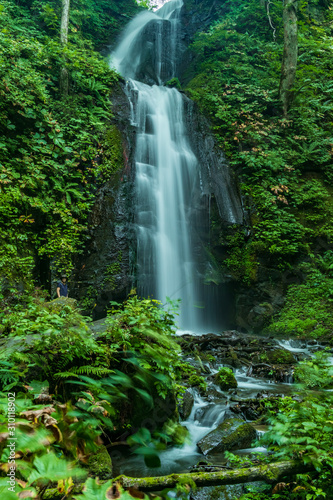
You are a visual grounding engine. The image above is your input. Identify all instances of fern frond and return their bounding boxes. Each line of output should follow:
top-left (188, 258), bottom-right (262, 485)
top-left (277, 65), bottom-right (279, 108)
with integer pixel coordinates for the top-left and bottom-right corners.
top-left (54, 371), bottom-right (80, 379)
top-left (70, 366), bottom-right (114, 376)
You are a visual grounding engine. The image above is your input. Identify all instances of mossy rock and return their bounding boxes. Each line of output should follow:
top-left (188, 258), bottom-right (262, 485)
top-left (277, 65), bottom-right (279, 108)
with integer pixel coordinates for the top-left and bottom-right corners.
top-left (87, 445), bottom-right (112, 480)
top-left (45, 297), bottom-right (78, 313)
top-left (265, 349), bottom-right (295, 365)
top-left (197, 418), bottom-right (256, 455)
top-left (214, 367), bottom-right (237, 391)
top-left (188, 374), bottom-right (207, 394)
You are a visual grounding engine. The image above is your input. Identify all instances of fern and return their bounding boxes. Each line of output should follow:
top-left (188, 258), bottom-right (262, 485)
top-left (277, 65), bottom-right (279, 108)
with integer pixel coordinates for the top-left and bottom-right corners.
top-left (0, 370), bottom-right (17, 387)
top-left (55, 366), bottom-right (114, 379)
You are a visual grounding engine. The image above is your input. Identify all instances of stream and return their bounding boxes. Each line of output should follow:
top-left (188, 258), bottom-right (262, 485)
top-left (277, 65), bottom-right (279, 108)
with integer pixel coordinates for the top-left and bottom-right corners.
top-left (111, 335), bottom-right (330, 481)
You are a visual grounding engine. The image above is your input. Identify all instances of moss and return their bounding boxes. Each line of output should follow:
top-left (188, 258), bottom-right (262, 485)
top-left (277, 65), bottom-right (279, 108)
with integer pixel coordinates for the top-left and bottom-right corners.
top-left (98, 125), bottom-right (124, 179)
top-left (222, 422), bottom-right (256, 451)
top-left (45, 297), bottom-right (78, 313)
top-left (87, 445), bottom-right (112, 480)
top-left (165, 77), bottom-right (182, 89)
top-left (188, 374), bottom-right (207, 394)
top-left (103, 251), bottom-right (122, 290)
top-left (224, 229), bottom-right (258, 285)
top-left (263, 349), bottom-right (295, 365)
top-left (214, 367), bottom-right (237, 390)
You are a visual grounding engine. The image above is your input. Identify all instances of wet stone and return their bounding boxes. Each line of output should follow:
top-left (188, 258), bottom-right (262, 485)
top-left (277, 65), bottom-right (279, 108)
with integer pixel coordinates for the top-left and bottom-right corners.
top-left (178, 389), bottom-right (195, 420)
top-left (197, 418), bottom-right (256, 455)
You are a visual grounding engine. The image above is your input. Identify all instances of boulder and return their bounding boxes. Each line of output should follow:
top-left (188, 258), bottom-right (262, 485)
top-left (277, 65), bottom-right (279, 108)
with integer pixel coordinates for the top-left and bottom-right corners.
top-left (197, 418), bottom-right (256, 455)
top-left (265, 349), bottom-right (295, 365)
top-left (45, 297), bottom-right (78, 312)
top-left (178, 389), bottom-right (194, 420)
top-left (213, 367), bottom-right (238, 391)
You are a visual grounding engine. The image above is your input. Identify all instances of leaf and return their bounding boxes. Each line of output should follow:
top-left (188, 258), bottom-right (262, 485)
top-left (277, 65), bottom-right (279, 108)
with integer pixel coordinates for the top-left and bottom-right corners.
top-left (133, 388), bottom-right (153, 407)
top-left (28, 452), bottom-right (86, 485)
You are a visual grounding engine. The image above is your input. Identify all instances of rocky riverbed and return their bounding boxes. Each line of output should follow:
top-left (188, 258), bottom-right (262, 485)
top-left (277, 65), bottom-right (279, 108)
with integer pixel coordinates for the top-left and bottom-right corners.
top-left (112, 329), bottom-right (331, 499)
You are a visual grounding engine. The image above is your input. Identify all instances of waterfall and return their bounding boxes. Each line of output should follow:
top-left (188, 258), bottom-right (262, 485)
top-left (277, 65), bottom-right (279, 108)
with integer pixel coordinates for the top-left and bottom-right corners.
top-left (110, 0), bottom-right (228, 331)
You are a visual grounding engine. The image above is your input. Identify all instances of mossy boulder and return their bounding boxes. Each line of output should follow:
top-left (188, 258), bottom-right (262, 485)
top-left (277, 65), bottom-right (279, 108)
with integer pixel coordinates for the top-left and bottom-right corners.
top-left (188, 374), bottom-right (207, 394)
top-left (197, 418), bottom-right (256, 455)
top-left (87, 445), bottom-right (112, 480)
top-left (263, 349), bottom-right (295, 365)
top-left (45, 297), bottom-right (78, 313)
top-left (213, 367), bottom-right (237, 391)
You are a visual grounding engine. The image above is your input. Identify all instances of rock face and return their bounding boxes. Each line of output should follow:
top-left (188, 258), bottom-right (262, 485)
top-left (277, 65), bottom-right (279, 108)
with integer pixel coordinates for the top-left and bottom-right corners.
top-left (197, 418), bottom-right (256, 455)
top-left (71, 82), bottom-right (135, 319)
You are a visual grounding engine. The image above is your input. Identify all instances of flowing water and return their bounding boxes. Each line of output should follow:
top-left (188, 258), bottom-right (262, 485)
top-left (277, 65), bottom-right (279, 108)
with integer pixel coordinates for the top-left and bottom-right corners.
top-left (110, 0), bottom-right (235, 331)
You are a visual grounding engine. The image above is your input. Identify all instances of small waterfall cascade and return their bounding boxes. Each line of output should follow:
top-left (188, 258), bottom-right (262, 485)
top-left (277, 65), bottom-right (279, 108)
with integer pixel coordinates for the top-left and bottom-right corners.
top-left (110, 0), bottom-right (229, 330)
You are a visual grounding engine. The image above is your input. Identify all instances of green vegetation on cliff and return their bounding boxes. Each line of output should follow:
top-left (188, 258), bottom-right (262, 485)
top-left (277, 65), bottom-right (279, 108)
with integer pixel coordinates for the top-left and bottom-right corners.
top-left (185, 0), bottom-right (333, 337)
top-left (0, 0), bottom-right (140, 298)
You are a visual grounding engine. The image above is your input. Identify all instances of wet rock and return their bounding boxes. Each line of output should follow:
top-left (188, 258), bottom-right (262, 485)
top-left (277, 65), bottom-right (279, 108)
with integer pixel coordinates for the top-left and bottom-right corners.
top-left (229, 396), bottom-right (282, 422)
top-left (197, 418), bottom-right (256, 455)
top-left (247, 303), bottom-right (274, 330)
top-left (71, 82), bottom-right (135, 319)
top-left (206, 385), bottom-right (226, 401)
top-left (178, 389), bottom-right (194, 420)
top-left (190, 484), bottom-right (245, 500)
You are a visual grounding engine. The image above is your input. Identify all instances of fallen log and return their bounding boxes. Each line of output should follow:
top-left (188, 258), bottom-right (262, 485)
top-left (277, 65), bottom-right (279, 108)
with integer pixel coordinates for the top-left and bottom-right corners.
top-left (42, 460), bottom-right (315, 498)
top-left (116, 460), bottom-right (314, 491)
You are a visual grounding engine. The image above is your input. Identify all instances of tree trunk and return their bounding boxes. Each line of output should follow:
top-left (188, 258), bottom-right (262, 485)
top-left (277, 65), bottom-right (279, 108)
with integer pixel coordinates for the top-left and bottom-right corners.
top-left (60, 0), bottom-right (70, 96)
top-left (60, 0), bottom-right (70, 45)
top-left (116, 460), bottom-right (314, 491)
top-left (42, 460), bottom-right (315, 498)
top-left (279, 0), bottom-right (298, 116)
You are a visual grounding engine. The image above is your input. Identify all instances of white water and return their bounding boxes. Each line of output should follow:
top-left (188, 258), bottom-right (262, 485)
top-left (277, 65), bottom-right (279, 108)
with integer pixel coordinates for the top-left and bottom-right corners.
top-left (127, 80), bottom-right (200, 328)
top-left (111, 0), bottom-right (183, 84)
top-left (110, 0), bottom-right (216, 329)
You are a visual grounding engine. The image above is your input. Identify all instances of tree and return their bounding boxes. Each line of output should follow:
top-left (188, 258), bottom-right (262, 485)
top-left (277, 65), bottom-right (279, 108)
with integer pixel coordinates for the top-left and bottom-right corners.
top-left (136, 0), bottom-right (158, 9)
top-left (279, 0), bottom-right (298, 116)
top-left (60, 0), bottom-right (70, 95)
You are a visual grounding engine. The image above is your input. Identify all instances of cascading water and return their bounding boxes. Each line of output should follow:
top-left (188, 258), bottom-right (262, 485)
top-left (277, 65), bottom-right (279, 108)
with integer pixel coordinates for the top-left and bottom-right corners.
top-left (110, 0), bottom-right (226, 331)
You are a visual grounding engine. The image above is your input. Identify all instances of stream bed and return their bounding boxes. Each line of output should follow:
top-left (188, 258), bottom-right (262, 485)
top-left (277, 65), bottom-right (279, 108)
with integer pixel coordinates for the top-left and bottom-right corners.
top-left (111, 331), bottom-right (330, 487)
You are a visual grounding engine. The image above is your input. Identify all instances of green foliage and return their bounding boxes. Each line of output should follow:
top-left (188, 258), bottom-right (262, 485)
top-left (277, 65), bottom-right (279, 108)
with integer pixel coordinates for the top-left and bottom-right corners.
top-left (187, 374), bottom-right (207, 394)
top-left (0, 0), bottom-right (140, 291)
top-left (260, 396), bottom-right (333, 495)
top-left (102, 296), bottom-right (183, 398)
top-left (0, 296), bottom-right (100, 391)
top-left (214, 367), bottom-right (237, 390)
top-left (186, 0), bottom-right (333, 291)
top-left (0, 294), bottom-right (191, 497)
top-left (267, 253), bottom-right (333, 338)
top-left (294, 350), bottom-right (333, 388)
top-left (165, 77), bottom-right (182, 90)
top-left (136, 0), bottom-right (158, 10)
